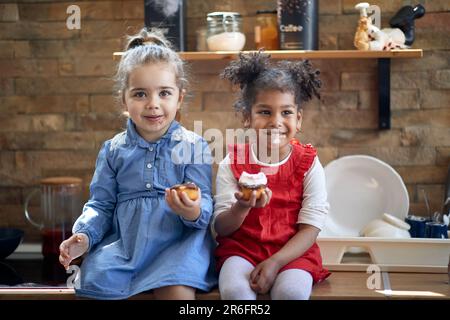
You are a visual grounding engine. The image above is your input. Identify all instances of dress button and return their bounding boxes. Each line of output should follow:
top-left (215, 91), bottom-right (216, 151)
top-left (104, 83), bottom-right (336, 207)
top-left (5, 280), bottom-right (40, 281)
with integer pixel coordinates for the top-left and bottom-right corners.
top-left (146, 183), bottom-right (152, 189)
top-left (149, 147), bottom-right (154, 152)
top-left (147, 163), bottom-right (152, 169)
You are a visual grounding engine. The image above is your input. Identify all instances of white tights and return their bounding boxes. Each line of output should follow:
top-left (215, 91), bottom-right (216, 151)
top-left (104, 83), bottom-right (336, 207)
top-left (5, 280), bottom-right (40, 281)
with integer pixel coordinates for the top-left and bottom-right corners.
top-left (218, 256), bottom-right (313, 300)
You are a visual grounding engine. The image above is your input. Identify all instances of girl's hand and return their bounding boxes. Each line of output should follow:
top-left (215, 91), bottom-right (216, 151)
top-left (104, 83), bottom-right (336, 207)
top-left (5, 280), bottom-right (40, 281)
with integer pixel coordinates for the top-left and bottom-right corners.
top-left (249, 257), bottom-right (282, 294)
top-left (59, 233), bottom-right (89, 270)
top-left (234, 188), bottom-right (272, 209)
top-left (165, 188), bottom-right (202, 221)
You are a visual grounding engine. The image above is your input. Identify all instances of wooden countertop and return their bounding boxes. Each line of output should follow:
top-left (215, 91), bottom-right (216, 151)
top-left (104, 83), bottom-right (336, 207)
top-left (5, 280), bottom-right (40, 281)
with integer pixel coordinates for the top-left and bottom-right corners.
top-left (311, 272), bottom-right (449, 300)
top-left (0, 271), bottom-right (448, 300)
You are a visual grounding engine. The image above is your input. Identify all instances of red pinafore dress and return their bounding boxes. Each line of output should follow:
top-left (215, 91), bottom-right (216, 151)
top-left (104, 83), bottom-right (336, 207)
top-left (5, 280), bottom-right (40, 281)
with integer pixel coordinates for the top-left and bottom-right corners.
top-left (215, 143), bottom-right (331, 283)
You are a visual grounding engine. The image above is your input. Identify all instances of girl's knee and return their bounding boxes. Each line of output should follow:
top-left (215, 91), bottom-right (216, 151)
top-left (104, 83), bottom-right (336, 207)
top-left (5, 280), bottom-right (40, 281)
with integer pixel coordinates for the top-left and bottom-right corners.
top-left (219, 282), bottom-right (256, 300)
top-left (153, 285), bottom-right (196, 300)
top-left (270, 285), bottom-right (311, 300)
top-left (270, 269), bottom-right (313, 300)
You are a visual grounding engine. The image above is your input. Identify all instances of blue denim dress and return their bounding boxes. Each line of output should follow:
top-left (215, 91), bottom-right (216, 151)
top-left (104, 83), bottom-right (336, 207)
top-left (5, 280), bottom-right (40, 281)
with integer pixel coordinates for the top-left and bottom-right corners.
top-left (72, 119), bottom-right (217, 299)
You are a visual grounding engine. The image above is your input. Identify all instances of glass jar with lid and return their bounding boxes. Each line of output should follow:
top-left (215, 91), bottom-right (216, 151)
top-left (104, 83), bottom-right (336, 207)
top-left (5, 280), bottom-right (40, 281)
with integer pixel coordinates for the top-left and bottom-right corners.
top-left (206, 12), bottom-right (246, 51)
top-left (24, 177), bottom-right (84, 257)
top-left (255, 10), bottom-right (279, 50)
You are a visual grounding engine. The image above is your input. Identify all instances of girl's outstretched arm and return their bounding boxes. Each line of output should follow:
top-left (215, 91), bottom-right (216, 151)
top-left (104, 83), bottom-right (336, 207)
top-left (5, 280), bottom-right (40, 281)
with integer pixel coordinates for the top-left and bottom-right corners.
top-left (59, 233), bottom-right (89, 270)
top-left (72, 140), bottom-right (117, 250)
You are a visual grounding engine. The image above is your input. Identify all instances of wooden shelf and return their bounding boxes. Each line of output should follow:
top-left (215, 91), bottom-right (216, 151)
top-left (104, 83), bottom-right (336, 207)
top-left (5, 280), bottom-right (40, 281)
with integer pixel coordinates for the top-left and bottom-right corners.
top-left (113, 49), bottom-right (423, 61)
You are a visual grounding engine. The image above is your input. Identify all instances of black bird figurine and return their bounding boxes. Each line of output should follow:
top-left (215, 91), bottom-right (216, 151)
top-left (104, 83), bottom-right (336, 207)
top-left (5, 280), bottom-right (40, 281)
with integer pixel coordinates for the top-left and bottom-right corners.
top-left (389, 4), bottom-right (426, 46)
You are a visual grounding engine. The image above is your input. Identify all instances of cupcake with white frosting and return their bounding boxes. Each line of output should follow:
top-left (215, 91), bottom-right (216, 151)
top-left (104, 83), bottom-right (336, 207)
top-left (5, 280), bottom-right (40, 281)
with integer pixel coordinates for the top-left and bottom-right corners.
top-left (238, 172), bottom-right (267, 201)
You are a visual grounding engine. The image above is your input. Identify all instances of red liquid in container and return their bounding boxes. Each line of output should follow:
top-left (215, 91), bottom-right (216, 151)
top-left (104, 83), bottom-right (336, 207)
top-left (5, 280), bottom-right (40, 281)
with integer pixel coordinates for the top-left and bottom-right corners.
top-left (41, 228), bottom-right (72, 257)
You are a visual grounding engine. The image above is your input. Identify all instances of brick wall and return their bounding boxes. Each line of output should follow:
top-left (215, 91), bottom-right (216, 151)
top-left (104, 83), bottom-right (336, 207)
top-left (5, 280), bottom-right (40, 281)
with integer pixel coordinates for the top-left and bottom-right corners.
top-left (0, 0), bottom-right (449, 242)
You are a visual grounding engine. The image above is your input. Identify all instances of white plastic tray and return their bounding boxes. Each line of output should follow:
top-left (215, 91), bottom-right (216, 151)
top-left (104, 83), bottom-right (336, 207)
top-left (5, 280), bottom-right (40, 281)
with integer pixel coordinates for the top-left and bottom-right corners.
top-left (317, 237), bottom-right (450, 273)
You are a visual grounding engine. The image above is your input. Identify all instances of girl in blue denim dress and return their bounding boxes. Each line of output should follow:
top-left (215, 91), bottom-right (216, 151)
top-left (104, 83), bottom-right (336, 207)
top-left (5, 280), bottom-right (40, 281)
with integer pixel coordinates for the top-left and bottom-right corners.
top-left (58, 28), bottom-right (217, 299)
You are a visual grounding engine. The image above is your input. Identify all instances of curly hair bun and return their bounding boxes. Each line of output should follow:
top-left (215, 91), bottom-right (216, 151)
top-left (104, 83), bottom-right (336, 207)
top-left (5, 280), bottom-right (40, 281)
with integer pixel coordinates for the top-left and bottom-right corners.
top-left (220, 51), bottom-right (271, 89)
top-left (125, 28), bottom-right (172, 51)
top-left (277, 59), bottom-right (321, 102)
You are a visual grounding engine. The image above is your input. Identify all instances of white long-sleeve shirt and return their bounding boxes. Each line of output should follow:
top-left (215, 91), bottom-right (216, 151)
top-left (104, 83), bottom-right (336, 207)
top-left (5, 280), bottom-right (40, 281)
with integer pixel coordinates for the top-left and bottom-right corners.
top-left (213, 144), bottom-right (329, 233)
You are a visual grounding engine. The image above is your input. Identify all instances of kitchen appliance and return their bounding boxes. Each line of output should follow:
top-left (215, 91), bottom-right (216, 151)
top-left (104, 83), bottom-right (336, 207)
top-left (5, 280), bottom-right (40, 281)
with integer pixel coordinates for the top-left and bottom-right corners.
top-left (24, 177), bottom-right (83, 258)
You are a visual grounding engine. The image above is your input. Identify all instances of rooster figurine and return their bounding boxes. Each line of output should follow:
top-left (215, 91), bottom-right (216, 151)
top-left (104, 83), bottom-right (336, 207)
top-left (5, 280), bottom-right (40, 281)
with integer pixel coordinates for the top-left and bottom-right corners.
top-left (354, 2), bottom-right (371, 50)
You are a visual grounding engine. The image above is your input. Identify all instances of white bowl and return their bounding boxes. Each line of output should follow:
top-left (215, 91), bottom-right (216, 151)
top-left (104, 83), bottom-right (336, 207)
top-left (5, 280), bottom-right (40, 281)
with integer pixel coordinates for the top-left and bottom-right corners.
top-left (320, 155), bottom-right (409, 237)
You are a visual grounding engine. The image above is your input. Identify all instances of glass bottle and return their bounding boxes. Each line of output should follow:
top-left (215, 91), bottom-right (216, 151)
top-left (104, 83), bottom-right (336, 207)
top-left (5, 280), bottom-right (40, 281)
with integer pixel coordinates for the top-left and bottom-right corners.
top-left (255, 10), bottom-right (279, 50)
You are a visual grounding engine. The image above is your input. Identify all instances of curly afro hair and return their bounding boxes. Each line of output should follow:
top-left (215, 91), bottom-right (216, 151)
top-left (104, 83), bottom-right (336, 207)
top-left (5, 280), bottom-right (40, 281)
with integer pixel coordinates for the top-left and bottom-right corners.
top-left (221, 51), bottom-right (321, 115)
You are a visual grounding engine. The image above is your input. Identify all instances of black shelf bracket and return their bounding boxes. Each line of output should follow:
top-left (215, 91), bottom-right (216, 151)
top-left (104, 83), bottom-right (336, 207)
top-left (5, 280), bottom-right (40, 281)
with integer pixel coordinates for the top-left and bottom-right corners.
top-left (378, 58), bottom-right (391, 129)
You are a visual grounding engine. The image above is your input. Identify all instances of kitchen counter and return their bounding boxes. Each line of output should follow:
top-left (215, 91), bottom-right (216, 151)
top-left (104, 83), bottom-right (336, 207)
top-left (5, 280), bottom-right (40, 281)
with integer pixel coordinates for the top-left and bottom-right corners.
top-left (1, 251), bottom-right (448, 300)
top-left (0, 271), bottom-right (448, 300)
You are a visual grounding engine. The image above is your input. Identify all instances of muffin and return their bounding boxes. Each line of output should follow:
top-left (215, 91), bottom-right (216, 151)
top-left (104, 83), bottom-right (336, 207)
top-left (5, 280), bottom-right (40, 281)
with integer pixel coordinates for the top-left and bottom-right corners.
top-left (238, 172), bottom-right (267, 201)
top-left (170, 182), bottom-right (199, 201)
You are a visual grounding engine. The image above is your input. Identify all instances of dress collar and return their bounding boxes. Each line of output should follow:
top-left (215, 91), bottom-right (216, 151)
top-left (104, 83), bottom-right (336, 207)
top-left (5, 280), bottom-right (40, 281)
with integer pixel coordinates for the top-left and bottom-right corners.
top-left (125, 118), bottom-right (181, 148)
top-left (249, 143), bottom-right (292, 167)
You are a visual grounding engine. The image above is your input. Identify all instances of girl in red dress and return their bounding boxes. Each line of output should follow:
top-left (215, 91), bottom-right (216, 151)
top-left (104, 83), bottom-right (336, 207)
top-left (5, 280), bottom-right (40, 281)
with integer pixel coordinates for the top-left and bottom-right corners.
top-left (213, 51), bottom-right (331, 300)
